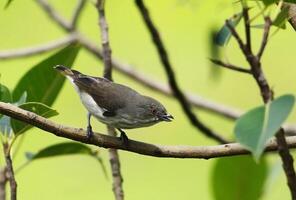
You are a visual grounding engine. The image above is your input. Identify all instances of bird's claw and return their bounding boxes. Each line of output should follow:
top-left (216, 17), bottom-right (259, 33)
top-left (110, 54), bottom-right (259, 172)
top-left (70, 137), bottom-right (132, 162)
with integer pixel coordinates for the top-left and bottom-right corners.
top-left (87, 125), bottom-right (93, 140)
top-left (119, 130), bottom-right (129, 146)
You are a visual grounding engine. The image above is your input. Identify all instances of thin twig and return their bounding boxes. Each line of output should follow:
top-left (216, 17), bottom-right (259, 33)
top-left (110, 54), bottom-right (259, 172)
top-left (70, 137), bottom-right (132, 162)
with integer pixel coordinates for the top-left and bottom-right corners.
top-left (35, 0), bottom-right (72, 31)
top-left (135, 0), bottom-right (229, 144)
top-left (96, 0), bottom-right (124, 199)
top-left (257, 17), bottom-right (272, 60)
top-left (243, 7), bottom-right (252, 52)
top-left (210, 59), bottom-right (252, 74)
top-left (3, 143), bottom-right (16, 200)
top-left (0, 168), bottom-right (6, 200)
top-left (2, 102), bottom-right (296, 159)
top-left (227, 9), bottom-right (296, 199)
top-left (70, 0), bottom-right (87, 29)
top-left (0, 34), bottom-right (77, 60)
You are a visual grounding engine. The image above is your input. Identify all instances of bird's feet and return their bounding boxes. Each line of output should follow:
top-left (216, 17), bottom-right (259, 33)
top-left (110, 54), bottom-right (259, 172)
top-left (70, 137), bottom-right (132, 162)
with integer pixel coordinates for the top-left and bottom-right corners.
top-left (87, 125), bottom-right (93, 140)
top-left (118, 129), bottom-right (129, 145)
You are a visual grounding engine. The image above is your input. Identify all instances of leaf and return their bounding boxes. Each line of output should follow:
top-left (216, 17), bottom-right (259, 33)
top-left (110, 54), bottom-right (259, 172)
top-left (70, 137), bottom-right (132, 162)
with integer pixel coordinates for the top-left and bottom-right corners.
top-left (13, 92), bottom-right (27, 106)
top-left (262, 0), bottom-right (278, 6)
top-left (0, 116), bottom-right (11, 136)
top-left (272, 6), bottom-right (289, 29)
top-left (12, 44), bottom-right (80, 106)
top-left (23, 142), bottom-right (108, 177)
top-left (214, 13), bottom-right (243, 46)
top-left (0, 84), bottom-right (12, 103)
top-left (235, 94), bottom-right (295, 160)
top-left (28, 142), bottom-right (93, 159)
top-left (11, 102), bottom-right (58, 135)
top-left (212, 156), bottom-right (268, 200)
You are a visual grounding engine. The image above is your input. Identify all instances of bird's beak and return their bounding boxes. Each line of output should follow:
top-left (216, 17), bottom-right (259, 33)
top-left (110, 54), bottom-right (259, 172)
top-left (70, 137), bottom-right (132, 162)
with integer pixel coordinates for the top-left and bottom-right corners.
top-left (159, 114), bottom-right (174, 122)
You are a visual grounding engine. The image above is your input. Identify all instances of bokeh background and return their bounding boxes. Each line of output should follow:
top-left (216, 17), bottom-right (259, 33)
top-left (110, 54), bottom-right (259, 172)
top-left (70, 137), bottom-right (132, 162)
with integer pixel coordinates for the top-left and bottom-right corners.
top-left (1, 0), bottom-right (296, 199)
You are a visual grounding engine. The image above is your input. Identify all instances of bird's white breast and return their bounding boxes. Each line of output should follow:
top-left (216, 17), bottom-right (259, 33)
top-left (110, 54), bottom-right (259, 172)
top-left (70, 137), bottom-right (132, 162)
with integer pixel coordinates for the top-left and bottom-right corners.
top-left (66, 76), bottom-right (105, 119)
top-left (79, 91), bottom-right (106, 119)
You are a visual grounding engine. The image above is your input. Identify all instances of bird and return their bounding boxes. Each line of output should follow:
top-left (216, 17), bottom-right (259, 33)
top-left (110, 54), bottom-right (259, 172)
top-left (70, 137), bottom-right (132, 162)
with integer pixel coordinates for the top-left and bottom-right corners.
top-left (54, 65), bottom-right (173, 144)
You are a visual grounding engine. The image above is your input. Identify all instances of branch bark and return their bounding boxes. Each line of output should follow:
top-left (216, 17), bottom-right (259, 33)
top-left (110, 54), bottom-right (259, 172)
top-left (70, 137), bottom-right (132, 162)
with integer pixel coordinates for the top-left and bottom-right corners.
top-left (3, 143), bottom-right (17, 200)
top-left (96, 0), bottom-right (124, 199)
top-left (0, 168), bottom-right (7, 200)
top-left (2, 102), bottom-right (296, 159)
top-left (135, 0), bottom-right (229, 144)
top-left (0, 34), bottom-right (77, 60)
top-left (226, 13), bottom-right (296, 199)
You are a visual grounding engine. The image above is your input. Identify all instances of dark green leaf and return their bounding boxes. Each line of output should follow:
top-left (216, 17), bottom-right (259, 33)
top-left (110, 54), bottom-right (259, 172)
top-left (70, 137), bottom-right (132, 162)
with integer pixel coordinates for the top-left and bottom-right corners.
top-left (0, 84), bottom-right (12, 103)
top-left (272, 6), bottom-right (289, 29)
top-left (214, 13), bottom-right (243, 46)
top-left (11, 102), bottom-right (58, 135)
top-left (24, 142), bottom-right (108, 177)
top-left (212, 156), bottom-right (268, 200)
top-left (262, 0), bottom-right (278, 6)
top-left (27, 142), bottom-right (93, 160)
top-left (13, 44), bottom-right (80, 106)
top-left (235, 94), bottom-right (295, 160)
top-left (13, 92), bottom-right (27, 106)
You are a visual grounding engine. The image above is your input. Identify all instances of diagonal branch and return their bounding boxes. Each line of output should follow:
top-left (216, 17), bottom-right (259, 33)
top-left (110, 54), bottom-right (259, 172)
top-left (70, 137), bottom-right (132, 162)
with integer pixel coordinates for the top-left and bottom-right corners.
top-left (257, 17), bottom-right (272, 60)
top-left (36, 0), bottom-right (72, 31)
top-left (70, 0), bottom-right (87, 29)
top-left (210, 59), bottom-right (252, 74)
top-left (1, 102), bottom-right (296, 159)
top-left (135, 0), bottom-right (229, 144)
top-left (0, 34), bottom-right (77, 60)
top-left (96, 0), bottom-right (124, 199)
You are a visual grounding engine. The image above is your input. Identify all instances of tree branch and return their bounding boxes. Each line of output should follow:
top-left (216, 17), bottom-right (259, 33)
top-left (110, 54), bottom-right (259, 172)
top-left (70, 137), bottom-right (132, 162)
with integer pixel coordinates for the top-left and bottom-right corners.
top-left (3, 143), bottom-right (16, 200)
top-left (96, 0), bottom-right (124, 199)
top-left (35, 0), bottom-right (72, 31)
top-left (0, 168), bottom-right (7, 200)
top-left (135, 0), bottom-right (229, 144)
top-left (2, 102), bottom-right (296, 159)
top-left (243, 7), bottom-right (252, 52)
top-left (0, 34), bottom-right (77, 60)
top-left (227, 11), bottom-right (296, 199)
top-left (209, 59), bottom-right (252, 74)
top-left (257, 17), bottom-right (272, 60)
top-left (70, 0), bottom-right (87, 29)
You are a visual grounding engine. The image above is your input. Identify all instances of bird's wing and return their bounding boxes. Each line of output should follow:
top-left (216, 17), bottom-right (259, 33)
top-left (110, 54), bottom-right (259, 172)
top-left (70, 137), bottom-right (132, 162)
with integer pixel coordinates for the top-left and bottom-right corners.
top-left (73, 75), bottom-right (137, 116)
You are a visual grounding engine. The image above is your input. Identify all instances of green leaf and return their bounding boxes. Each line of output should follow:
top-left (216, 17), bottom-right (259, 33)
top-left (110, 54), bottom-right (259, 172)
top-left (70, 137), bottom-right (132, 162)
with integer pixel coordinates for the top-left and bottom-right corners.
top-left (12, 44), bottom-right (80, 106)
top-left (11, 102), bottom-right (58, 135)
top-left (0, 116), bottom-right (11, 136)
top-left (235, 94), bottom-right (295, 160)
top-left (262, 0), bottom-right (278, 6)
top-left (212, 156), bottom-right (268, 200)
top-left (23, 142), bottom-right (107, 177)
top-left (28, 142), bottom-right (93, 159)
top-left (272, 6), bottom-right (289, 29)
top-left (214, 13), bottom-right (243, 46)
top-left (0, 84), bottom-right (12, 103)
top-left (13, 91), bottom-right (27, 106)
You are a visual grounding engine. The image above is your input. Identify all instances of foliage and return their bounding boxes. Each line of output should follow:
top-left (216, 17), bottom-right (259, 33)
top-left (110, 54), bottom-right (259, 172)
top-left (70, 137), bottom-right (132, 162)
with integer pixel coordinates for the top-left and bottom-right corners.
top-left (212, 156), bottom-right (268, 200)
top-left (234, 95), bottom-right (294, 160)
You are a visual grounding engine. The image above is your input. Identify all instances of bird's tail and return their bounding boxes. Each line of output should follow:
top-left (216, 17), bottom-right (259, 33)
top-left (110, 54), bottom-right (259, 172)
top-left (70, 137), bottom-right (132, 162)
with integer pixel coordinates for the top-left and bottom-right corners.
top-left (54, 65), bottom-right (81, 77)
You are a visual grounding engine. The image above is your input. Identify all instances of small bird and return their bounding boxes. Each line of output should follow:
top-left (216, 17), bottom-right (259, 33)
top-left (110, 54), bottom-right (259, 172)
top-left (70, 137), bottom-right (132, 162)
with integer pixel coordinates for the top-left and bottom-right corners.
top-left (54, 65), bottom-right (173, 143)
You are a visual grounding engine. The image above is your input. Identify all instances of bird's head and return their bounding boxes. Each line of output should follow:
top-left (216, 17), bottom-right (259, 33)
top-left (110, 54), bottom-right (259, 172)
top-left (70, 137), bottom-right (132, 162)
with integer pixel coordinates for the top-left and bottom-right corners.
top-left (140, 96), bottom-right (174, 122)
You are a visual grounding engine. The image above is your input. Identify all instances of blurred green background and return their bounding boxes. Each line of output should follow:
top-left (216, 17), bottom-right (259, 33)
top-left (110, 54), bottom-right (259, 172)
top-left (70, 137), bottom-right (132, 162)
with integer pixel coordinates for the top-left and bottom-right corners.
top-left (1, 0), bottom-right (296, 199)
